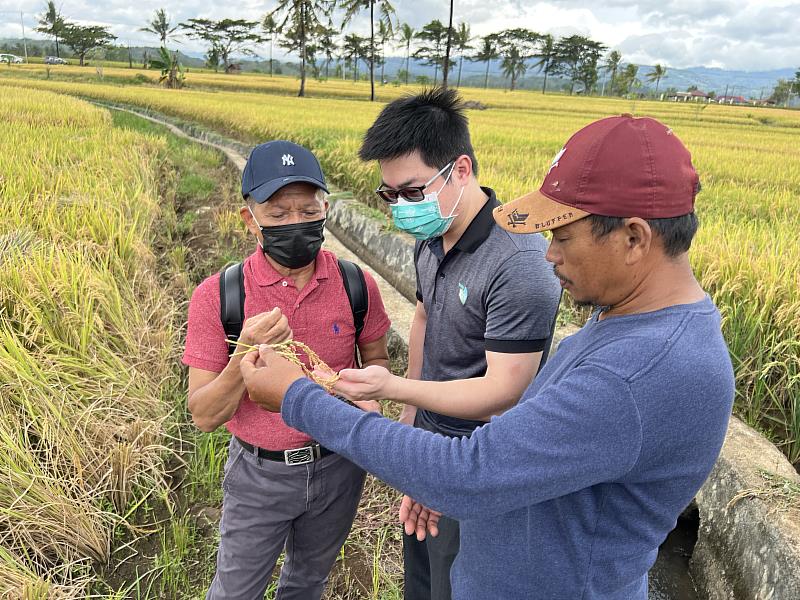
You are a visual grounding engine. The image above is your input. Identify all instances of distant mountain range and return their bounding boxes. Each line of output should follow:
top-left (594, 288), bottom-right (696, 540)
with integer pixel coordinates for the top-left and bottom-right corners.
top-left (178, 50), bottom-right (799, 99)
top-left (3, 37), bottom-right (795, 100)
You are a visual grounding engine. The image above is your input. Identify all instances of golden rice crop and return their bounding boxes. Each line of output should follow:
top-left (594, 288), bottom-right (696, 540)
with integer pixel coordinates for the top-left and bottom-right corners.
top-left (1, 72), bottom-right (798, 469)
top-left (0, 86), bottom-right (178, 596)
top-left (2, 73), bottom-right (796, 465)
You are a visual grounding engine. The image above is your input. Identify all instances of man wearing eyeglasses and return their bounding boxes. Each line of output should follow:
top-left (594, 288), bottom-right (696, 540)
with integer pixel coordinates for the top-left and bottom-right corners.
top-left (336, 88), bottom-right (561, 600)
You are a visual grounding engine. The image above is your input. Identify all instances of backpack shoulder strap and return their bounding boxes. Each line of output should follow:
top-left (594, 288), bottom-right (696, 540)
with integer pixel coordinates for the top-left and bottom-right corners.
top-left (337, 258), bottom-right (368, 342)
top-left (219, 262), bottom-right (245, 355)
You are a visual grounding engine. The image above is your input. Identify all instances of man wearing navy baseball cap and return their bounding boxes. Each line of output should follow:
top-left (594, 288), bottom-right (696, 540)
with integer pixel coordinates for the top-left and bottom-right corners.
top-left (238, 117), bottom-right (735, 599)
top-left (183, 140), bottom-right (391, 599)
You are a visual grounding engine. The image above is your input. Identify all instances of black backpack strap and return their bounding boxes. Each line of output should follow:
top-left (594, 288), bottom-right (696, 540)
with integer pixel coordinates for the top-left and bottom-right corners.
top-left (338, 259), bottom-right (368, 341)
top-left (219, 262), bottom-right (245, 355)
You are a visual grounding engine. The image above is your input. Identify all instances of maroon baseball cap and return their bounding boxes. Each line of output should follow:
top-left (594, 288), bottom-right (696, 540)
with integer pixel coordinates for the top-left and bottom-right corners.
top-left (493, 114), bottom-right (700, 233)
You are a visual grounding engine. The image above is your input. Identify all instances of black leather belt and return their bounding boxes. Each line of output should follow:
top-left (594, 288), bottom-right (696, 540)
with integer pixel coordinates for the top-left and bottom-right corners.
top-left (235, 436), bottom-right (333, 466)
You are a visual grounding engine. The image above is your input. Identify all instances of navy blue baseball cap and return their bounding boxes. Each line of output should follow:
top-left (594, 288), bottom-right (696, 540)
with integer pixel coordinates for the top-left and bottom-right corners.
top-left (241, 140), bottom-right (329, 203)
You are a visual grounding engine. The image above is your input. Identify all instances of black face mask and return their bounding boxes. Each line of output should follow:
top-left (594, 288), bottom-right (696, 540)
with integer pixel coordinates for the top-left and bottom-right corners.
top-left (258, 218), bottom-right (326, 269)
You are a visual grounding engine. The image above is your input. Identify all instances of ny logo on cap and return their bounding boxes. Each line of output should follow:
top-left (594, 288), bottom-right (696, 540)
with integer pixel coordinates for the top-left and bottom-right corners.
top-left (282, 154), bottom-right (295, 166)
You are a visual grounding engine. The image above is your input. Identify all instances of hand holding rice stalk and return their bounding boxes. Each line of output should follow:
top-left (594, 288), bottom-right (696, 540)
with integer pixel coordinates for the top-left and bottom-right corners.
top-left (230, 339), bottom-right (340, 392)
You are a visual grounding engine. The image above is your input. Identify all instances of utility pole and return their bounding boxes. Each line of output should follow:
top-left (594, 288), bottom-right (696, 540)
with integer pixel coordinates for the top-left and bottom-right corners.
top-left (722, 83), bottom-right (729, 101)
top-left (128, 41), bottom-right (133, 69)
top-left (20, 12), bottom-right (28, 63)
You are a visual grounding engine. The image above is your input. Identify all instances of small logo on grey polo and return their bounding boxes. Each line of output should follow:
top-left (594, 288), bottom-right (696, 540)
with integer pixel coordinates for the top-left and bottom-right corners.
top-left (458, 283), bottom-right (468, 305)
top-left (282, 154), bottom-right (294, 166)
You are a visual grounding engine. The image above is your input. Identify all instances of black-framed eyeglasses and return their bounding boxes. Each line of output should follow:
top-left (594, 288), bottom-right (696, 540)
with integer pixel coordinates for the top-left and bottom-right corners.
top-left (374, 162), bottom-right (453, 204)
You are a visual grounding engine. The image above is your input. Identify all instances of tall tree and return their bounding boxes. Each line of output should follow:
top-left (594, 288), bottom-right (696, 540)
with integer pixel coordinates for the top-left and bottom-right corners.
top-left (397, 23), bottom-right (415, 84)
top-left (205, 45), bottom-right (221, 72)
top-left (317, 22), bottom-right (338, 79)
top-left (414, 19), bottom-right (451, 86)
top-left (495, 29), bottom-right (539, 91)
top-left (261, 14), bottom-right (280, 77)
top-left (181, 19), bottom-right (261, 74)
top-left (340, 0), bottom-right (396, 101)
top-left (270, 0), bottom-right (334, 97)
top-left (140, 8), bottom-right (179, 46)
top-left (343, 33), bottom-right (368, 81)
top-left (551, 35), bottom-right (606, 95)
top-left (61, 23), bottom-right (116, 67)
top-left (647, 63), bottom-right (667, 97)
top-left (531, 33), bottom-right (557, 94)
top-left (35, 1), bottom-right (65, 58)
top-left (603, 50), bottom-right (622, 96)
top-left (453, 23), bottom-right (472, 88)
top-left (441, 0), bottom-right (454, 89)
top-left (471, 34), bottom-right (499, 89)
top-left (616, 63), bottom-right (641, 96)
top-left (500, 47), bottom-right (527, 91)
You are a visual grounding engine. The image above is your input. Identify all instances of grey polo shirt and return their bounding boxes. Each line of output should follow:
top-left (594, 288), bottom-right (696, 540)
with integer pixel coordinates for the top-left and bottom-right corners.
top-left (415, 188), bottom-right (561, 437)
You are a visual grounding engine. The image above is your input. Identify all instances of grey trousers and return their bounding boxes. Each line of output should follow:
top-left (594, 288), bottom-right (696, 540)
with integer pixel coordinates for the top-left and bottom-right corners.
top-left (402, 412), bottom-right (463, 600)
top-left (402, 514), bottom-right (460, 600)
top-left (206, 437), bottom-right (366, 600)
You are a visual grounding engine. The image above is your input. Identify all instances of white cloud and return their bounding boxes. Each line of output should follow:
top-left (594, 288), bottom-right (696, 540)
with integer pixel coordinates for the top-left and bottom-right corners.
top-left (2, 0), bottom-right (798, 70)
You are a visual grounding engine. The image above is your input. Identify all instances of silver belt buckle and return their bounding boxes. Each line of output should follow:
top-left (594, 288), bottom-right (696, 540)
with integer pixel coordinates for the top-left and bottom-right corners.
top-left (284, 445), bottom-right (319, 466)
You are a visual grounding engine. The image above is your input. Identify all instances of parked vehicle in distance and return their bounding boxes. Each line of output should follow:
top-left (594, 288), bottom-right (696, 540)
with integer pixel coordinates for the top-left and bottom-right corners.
top-left (0, 54), bottom-right (24, 64)
top-left (44, 56), bottom-right (68, 65)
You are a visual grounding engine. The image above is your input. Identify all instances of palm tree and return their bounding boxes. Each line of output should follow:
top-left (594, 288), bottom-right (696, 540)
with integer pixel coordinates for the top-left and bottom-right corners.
top-left (454, 23), bottom-right (472, 88)
top-left (316, 22), bottom-right (338, 79)
top-left (261, 14), bottom-right (280, 77)
top-left (270, 0), bottom-right (334, 97)
top-left (35, 1), bottom-right (66, 58)
top-left (413, 20), bottom-right (448, 86)
top-left (603, 50), bottom-right (622, 96)
top-left (397, 23), bottom-right (415, 84)
top-left (501, 46), bottom-right (527, 91)
top-left (496, 29), bottom-right (539, 92)
top-left (647, 63), bottom-right (667, 97)
top-left (140, 8), bottom-right (180, 46)
top-left (340, 0), bottom-right (396, 101)
top-left (531, 33), bottom-right (556, 94)
top-left (343, 33), bottom-right (368, 81)
top-left (471, 35), bottom-right (499, 89)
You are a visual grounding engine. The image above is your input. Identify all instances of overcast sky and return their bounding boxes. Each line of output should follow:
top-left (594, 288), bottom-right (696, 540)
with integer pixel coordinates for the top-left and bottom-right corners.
top-left (3, 0), bottom-right (799, 71)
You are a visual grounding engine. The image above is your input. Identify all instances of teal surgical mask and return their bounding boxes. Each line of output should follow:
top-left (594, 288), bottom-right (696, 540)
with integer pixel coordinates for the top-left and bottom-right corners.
top-left (390, 164), bottom-right (465, 240)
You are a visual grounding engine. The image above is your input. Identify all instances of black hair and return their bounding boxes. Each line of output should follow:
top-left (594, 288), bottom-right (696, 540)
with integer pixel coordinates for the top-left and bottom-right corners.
top-left (359, 87), bottom-right (479, 175)
top-left (587, 213), bottom-right (700, 257)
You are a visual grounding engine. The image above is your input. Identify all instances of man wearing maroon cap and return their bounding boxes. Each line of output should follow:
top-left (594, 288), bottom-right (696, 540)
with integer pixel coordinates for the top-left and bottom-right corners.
top-left (237, 116), bottom-right (736, 599)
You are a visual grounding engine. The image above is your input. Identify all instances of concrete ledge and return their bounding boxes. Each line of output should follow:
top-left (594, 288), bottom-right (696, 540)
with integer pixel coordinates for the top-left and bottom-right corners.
top-left (326, 197), bottom-right (418, 305)
top-left (691, 417), bottom-right (800, 600)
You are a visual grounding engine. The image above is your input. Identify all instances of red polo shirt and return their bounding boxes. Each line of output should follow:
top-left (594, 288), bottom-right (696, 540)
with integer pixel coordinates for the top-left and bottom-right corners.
top-left (182, 247), bottom-right (390, 450)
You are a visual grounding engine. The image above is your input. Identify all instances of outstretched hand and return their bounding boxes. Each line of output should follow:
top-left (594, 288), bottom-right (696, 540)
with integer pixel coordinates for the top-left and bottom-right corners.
top-left (240, 345), bottom-right (305, 412)
top-left (399, 494), bottom-right (441, 541)
top-left (333, 365), bottom-right (396, 403)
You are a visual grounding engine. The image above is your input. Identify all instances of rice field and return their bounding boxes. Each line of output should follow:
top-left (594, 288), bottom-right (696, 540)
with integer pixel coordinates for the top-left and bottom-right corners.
top-left (0, 67), bottom-right (798, 598)
top-left (0, 86), bottom-right (179, 596)
top-left (2, 70), bottom-right (797, 468)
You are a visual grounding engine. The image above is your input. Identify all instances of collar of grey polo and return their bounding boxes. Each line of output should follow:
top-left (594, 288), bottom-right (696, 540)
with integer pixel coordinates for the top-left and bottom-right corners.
top-left (452, 187), bottom-right (501, 253)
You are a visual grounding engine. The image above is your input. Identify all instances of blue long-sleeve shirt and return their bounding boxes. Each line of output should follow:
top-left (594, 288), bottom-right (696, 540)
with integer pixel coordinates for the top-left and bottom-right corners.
top-left (282, 296), bottom-right (734, 599)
